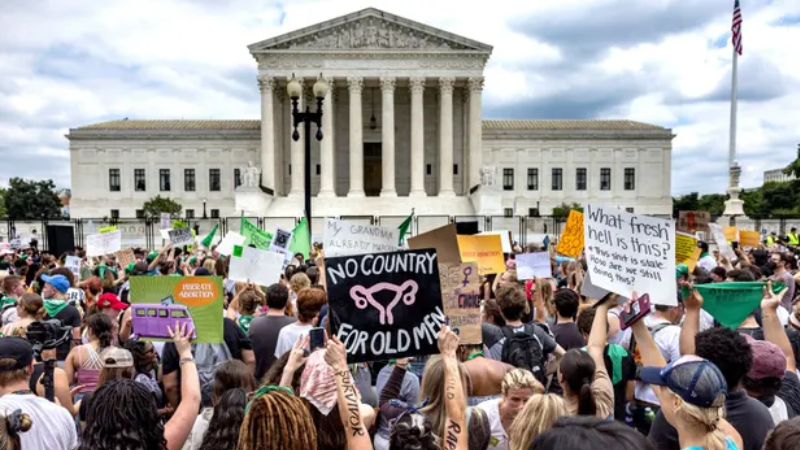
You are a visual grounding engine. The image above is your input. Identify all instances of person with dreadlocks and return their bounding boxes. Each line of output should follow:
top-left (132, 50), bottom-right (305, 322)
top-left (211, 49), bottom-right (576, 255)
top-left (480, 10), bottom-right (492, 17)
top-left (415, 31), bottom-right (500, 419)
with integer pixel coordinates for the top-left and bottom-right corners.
top-left (80, 321), bottom-right (200, 450)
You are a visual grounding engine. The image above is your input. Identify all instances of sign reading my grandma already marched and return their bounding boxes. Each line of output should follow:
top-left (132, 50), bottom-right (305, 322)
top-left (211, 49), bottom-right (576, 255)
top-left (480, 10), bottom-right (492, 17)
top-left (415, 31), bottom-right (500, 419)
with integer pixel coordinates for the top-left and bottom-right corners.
top-left (323, 218), bottom-right (398, 258)
top-left (325, 249), bottom-right (444, 363)
top-left (584, 204), bottom-right (677, 306)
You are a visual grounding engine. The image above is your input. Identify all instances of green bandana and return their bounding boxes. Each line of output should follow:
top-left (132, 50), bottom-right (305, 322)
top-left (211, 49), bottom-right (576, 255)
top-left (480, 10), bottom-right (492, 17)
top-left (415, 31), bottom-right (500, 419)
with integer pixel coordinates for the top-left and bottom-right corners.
top-left (245, 385), bottom-right (294, 414)
top-left (237, 315), bottom-right (255, 333)
top-left (1, 297), bottom-right (16, 307)
top-left (682, 281), bottom-right (786, 329)
top-left (43, 299), bottom-right (69, 317)
top-left (699, 252), bottom-right (709, 259)
top-left (98, 264), bottom-right (118, 280)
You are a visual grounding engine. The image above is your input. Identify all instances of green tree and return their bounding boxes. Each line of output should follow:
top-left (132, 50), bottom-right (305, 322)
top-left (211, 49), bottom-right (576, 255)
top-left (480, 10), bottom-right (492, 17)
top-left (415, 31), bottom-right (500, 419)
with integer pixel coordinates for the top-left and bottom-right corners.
top-left (782, 146), bottom-right (800, 210)
top-left (740, 188), bottom-right (768, 218)
top-left (0, 188), bottom-right (6, 218)
top-left (552, 202), bottom-right (583, 220)
top-left (4, 178), bottom-right (62, 219)
top-left (761, 182), bottom-right (797, 214)
top-left (142, 195), bottom-right (182, 220)
top-left (672, 192), bottom-right (699, 217)
top-left (697, 194), bottom-right (727, 216)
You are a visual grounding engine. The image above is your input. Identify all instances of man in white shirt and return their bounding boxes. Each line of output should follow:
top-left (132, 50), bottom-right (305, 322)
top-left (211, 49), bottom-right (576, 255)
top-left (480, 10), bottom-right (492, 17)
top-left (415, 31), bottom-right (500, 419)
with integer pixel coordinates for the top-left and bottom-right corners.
top-left (696, 241), bottom-right (717, 273)
top-left (634, 303), bottom-right (683, 406)
top-left (0, 337), bottom-right (77, 449)
top-left (274, 287), bottom-right (325, 358)
top-left (477, 369), bottom-right (541, 450)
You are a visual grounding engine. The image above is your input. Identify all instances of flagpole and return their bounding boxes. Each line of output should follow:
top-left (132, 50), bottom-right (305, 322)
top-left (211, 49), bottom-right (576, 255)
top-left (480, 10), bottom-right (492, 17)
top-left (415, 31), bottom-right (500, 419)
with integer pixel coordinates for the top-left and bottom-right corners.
top-left (722, 20), bottom-right (745, 218)
top-left (728, 44), bottom-right (738, 169)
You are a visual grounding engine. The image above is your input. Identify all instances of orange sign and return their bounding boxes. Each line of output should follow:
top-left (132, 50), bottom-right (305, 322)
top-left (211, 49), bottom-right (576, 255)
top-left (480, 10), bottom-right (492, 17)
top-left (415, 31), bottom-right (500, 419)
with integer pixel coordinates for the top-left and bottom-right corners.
top-left (556, 210), bottom-right (585, 258)
top-left (687, 248), bottom-right (702, 273)
top-left (723, 226), bottom-right (739, 242)
top-left (456, 235), bottom-right (505, 275)
top-left (173, 277), bottom-right (220, 307)
top-left (739, 230), bottom-right (760, 247)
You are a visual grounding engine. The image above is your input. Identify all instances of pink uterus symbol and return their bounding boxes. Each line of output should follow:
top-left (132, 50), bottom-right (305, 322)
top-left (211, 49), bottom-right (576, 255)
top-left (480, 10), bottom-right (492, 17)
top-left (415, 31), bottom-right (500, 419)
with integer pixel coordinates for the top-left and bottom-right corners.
top-left (350, 280), bottom-right (419, 325)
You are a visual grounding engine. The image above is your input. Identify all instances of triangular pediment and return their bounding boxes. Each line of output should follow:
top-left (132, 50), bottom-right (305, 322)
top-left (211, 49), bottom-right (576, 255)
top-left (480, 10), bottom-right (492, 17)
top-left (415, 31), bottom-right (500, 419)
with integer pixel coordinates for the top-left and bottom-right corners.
top-left (248, 7), bottom-right (492, 53)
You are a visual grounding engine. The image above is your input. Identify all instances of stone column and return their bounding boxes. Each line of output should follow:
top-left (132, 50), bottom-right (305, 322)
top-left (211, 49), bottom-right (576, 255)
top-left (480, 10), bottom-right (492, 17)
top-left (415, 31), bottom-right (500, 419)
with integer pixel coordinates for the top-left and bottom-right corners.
top-left (347, 77), bottom-right (365, 197)
top-left (288, 77), bottom-right (304, 197)
top-left (409, 77), bottom-right (426, 197)
top-left (438, 77), bottom-right (455, 196)
top-left (257, 75), bottom-right (275, 192)
top-left (468, 77), bottom-right (484, 192)
top-left (380, 77), bottom-right (397, 197)
top-left (318, 77), bottom-right (336, 197)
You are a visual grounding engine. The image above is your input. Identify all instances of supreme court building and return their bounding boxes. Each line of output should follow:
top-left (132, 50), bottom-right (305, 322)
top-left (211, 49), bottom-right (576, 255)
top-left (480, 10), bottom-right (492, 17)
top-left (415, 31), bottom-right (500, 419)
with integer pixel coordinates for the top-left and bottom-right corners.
top-left (67, 8), bottom-right (674, 220)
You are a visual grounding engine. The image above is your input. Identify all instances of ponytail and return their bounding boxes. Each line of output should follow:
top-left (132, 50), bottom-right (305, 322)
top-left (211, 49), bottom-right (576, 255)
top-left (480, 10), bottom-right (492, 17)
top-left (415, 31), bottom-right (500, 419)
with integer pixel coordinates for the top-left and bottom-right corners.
top-left (577, 381), bottom-right (597, 416)
top-left (676, 394), bottom-right (728, 450)
top-left (559, 349), bottom-right (598, 416)
top-left (85, 313), bottom-right (114, 348)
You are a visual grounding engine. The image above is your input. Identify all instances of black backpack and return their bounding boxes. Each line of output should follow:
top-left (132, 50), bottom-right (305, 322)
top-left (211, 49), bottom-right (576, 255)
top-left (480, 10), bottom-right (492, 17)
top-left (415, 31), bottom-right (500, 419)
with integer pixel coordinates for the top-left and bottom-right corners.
top-left (500, 324), bottom-right (547, 384)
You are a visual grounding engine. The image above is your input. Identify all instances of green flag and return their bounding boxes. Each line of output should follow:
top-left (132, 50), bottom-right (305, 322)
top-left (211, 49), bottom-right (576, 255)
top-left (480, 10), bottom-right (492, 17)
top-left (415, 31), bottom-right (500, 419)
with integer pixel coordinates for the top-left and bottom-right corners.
top-left (398, 212), bottom-right (414, 246)
top-left (200, 223), bottom-right (219, 248)
top-left (240, 216), bottom-right (273, 250)
top-left (289, 218), bottom-right (311, 260)
top-left (685, 282), bottom-right (785, 329)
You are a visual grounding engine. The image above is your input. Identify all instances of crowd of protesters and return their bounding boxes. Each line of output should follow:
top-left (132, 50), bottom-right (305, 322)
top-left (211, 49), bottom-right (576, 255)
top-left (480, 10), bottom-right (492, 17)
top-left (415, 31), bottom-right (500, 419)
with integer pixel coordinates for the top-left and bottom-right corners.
top-left (0, 227), bottom-right (798, 450)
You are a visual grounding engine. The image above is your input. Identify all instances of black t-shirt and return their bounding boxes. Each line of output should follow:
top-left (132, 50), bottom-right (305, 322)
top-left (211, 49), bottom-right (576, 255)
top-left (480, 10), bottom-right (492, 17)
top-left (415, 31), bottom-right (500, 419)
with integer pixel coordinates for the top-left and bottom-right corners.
top-left (777, 370), bottom-right (800, 418)
top-left (552, 322), bottom-right (585, 351)
top-left (45, 305), bottom-right (82, 361)
top-left (249, 315), bottom-right (297, 380)
top-left (162, 317), bottom-right (252, 376)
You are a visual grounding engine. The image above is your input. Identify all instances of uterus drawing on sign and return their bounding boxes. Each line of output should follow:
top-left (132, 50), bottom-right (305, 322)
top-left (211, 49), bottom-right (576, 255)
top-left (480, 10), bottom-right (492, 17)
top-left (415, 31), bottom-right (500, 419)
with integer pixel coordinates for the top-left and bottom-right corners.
top-left (350, 280), bottom-right (419, 325)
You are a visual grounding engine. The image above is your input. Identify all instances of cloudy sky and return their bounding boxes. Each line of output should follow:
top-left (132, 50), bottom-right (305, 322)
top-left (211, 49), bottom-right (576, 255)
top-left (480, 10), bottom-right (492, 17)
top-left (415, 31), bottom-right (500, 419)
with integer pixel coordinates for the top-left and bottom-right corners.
top-left (1, 0), bottom-right (798, 195)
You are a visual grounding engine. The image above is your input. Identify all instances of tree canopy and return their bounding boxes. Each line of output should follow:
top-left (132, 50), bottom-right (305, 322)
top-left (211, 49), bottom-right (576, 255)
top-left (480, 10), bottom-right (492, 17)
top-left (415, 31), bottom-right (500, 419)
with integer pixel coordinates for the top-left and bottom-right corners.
top-left (3, 178), bottom-right (62, 219)
top-left (552, 202), bottom-right (583, 220)
top-left (142, 195), bottom-right (182, 220)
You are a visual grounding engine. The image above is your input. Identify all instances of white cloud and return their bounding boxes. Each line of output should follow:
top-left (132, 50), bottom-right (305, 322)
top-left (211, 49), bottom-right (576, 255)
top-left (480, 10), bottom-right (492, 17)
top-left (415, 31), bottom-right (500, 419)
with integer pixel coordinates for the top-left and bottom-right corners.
top-left (0, 0), bottom-right (798, 196)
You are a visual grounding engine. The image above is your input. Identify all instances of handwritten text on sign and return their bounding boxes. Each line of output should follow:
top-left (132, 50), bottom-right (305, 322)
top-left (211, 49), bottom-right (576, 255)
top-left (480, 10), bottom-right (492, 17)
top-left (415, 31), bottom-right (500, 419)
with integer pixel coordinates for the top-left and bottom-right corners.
top-left (323, 218), bottom-right (398, 257)
top-left (169, 228), bottom-right (194, 247)
top-left (86, 231), bottom-right (122, 257)
top-left (556, 210), bottom-right (584, 258)
top-left (584, 205), bottom-right (676, 306)
top-left (439, 262), bottom-right (482, 344)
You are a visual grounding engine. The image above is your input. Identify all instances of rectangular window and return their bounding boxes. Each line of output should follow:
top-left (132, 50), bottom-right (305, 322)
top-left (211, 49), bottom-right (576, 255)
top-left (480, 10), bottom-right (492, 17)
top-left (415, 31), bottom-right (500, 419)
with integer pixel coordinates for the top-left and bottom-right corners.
top-left (135, 209), bottom-right (144, 219)
top-left (316, 164), bottom-right (320, 176)
top-left (600, 168), bottom-right (611, 191)
top-left (184, 169), bottom-right (195, 192)
top-left (210, 209), bottom-right (220, 219)
top-left (288, 165), bottom-right (291, 175)
top-left (158, 309), bottom-right (168, 318)
top-left (503, 168), bottom-right (514, 191)
top-left (109, 169), bottom-right (121, 192)
top-left (528, 208), bottom-right (540, 218)
top-left (234, 168), bottom-right (241, 189)
top-left (171, 309), bottom-right (188, 318)
top-left (552, 168), bottom-right (563, 191)
top-left (135, 309), bottom-right (146, 317)
top-left (147, 309), bottom-right (157, 318)
top-left (576, 168), bottom-right (587, 191)
top-left (624, 168), bottom-right (636, 190)
top-left (426, 164), bottom-right (432, 175)
top-left (504, 208), bottom-right (513, 218)
top-left (209, 169), bottom-right (221, 192)
top-left (110, 209), bottom-right (119, 219)
top-left (527, 168), bottom-right (539, 191)
top-left (453, 164), bottom-right (458, 175)
top-left (185, 209), bottom-right (195, 219)
top-left (159, 169), bottom-right (171, 192)
top-left (134, 169), bottom-right (146, 192)
top-left (626, 207), bottom-right (635, 213)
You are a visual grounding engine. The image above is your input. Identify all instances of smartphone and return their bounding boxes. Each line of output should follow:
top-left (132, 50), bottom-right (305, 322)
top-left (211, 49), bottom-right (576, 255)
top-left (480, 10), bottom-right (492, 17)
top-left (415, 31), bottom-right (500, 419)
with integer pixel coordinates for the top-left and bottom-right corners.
top-left (309, 327), bottom-right (326, 352)
top-left (620, 294), bottom-right (651, 330)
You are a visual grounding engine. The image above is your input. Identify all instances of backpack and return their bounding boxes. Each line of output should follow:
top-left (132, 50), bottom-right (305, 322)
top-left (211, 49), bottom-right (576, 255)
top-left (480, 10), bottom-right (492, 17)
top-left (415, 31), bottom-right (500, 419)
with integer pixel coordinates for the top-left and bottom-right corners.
top-left (500, 324), bottom-right (547, 384)
top-left (193, 342), bottom-right (232, 406)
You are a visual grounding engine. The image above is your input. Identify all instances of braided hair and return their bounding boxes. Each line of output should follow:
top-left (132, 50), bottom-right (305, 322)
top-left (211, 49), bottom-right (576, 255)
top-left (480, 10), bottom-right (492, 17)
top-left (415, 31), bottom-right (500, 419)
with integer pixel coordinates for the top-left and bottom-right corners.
top-left (237, 389), bottom-right (317, 450)
top-left (198, 389), bottom-right (247, 450)
top-left (80, 379), bottom-right (167, 450)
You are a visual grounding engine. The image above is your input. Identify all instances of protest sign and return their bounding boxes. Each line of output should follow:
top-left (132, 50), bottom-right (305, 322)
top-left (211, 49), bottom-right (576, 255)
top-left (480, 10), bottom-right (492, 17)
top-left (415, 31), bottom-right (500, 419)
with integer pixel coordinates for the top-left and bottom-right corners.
top-left (159, 229), bottom-right (172, 240)
top-left (740, 230), bottom-right (760, 248)
top-left (686, 247), bottom-right (702, 273)
top-left (689, 282), bottom-right (785, 329)
top-left (708, 224), bottom-right (735, 260)
top-left (116, 248), bottom-right (136, 268)
top-left (87, 231), bottom-right (122, 257)
top-left (677, 211), bottom-right (710, 233)
top-left (216, 231), bottom-right (247, 256)
top-left (675, 232), bottom-right (698, 264)
top-left (580, 271), bottom-right (612, 301)
top-left (129, 276), bottom-right (224, 343)
top-left (584, 205), bottom-right (676, 305)
top-left (229, 245), bottom-right (284, 286)
top-left (456, 234), bottom-right (505, 275)
top-left (160, 213), bottom-right (170, 229)
top-left (477, 230), bottom-right (513, 254)
top-left (325, 249), bottom-right (444, 363)
top-left (723, 226), bottom-right (739, 242)
top-left (98, 225), bottom-right (117, 234)
top-left (241, 218), bottom-right (273, 250)
top-left (65, 256), bottom-right (81, 280)
top-left (516, 252), bottom-right (552, 280)
top-left (172, 220), bottom-right (188, 230)
top-left (168, 228), bottom-right (194, 247)
top-left (408, 223), bottom-right (461, 263)
top-left (269, 227), bottom-right (293, 258)
top-left (556, 210), bottom-right (584, 258)
top-left (323, 218), bottom-right (398, 257)
top-left (439, 262), bottom-right (481, 344)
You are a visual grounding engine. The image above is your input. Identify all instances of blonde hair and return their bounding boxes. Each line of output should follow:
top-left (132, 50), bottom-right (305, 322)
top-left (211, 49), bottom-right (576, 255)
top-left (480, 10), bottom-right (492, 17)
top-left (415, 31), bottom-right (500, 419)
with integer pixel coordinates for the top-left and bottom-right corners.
top-left (419, 356), bottom-right (469, 440)
top-left (289, 273), bottom-right (310, 293)
top-left (202, 259), bottom-right (216, 274)
top-left (508, 394), bottom-right (568, 450)
top-left (672, 392), bottom-right (728, 450)
top-left (501, 369), bottom-right (543, 397)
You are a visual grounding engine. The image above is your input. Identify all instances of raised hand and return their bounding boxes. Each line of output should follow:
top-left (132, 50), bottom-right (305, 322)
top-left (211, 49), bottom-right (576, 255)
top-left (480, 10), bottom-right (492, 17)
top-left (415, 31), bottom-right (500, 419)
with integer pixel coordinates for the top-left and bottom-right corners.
top-left (438, 325), bottom-right (460, 358)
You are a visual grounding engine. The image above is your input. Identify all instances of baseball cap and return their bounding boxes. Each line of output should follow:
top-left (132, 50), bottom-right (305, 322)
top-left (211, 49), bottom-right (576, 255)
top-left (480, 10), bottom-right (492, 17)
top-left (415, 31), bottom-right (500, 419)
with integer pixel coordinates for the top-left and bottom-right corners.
top-left (101, 347), bottom-right (133, 369)
top-left (746, 339), bottom-right (787, 380)
top-left (639, 355), bottom-right (728, 408)
top-left (146, 252), bottom-right (159, 263)
top-left (41, 274), bottom-right (70, 294)
top-left (0, 337), bottom-right (33, 371)
top-left (96, 293), bottom-right (127, 311)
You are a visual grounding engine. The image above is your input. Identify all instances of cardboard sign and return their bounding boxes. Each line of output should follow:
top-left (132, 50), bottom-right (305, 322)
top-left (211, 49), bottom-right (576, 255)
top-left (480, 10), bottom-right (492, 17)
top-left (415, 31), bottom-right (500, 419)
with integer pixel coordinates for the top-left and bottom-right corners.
top-left (516, 252), bottom-right (552, 280)
top-left (323, 218), bottom-right (398, 257)
top-left (739, 230), bottom-right (760, 248)
top-left (686, 247), bottom-right (702, 273)
top-left (116, 248), bottom-right (136, 268)
top-left (325, 249), bottom-right (444, 363)
top-left (229, 245), bottom-right (284, 286)
top-left (556, 210), bottom-right (584, 258)
top-left (168, 228), bottom-right (194, 247)
top-left (584, 205), bottom-right (676, 306)
top-left (65, 256), bottom-right (81, 280)
top-left (675, 232), bottom-right (698, 264)
top-left (439, 262), bottom-right (481, 345)
top-left (691, 282), bottom-right (785, 329)
top-left (98, 225), bottom-right (117, 234)
top-left (86, 231), bottom-right (122, 257)
top-left (129, 276), bottom-right (224, 343)
top-left (677, 211), bottom-right (710, 233)
top-left (723, 226), bottom-right (739, 242)
top-left (456, 234), bottom-right (505, 275)
top-left (477, 230), bottom-right (513, 254)
top-left (708, 224), bottom-right (735, 260)
top-left (408, 223), bottom-right (462, 263)
top-left (216, 231), bottom-right (247, 257)
top-left (160, 213), bottom-right (171, 230)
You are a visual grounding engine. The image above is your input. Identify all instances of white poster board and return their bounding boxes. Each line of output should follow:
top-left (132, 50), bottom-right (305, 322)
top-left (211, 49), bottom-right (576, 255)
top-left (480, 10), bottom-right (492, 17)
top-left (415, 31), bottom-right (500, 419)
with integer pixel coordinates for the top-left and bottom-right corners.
top-left (160, 213), bottom-right (171, 230)
top-left (65, 256), bottom-right (81, 280)
top-left (516, 252), bottom-right (552, 280)
top-left (216, 231), bottom-right (247, 257)
top-left (584, 204), bottom-right (677, 306)
top-left (159, 229), bottom-right (172, 240)
top-left (708, 223), bottom-right (736, 260)
top-left (229, 246), bottom-right (284, 286)
top-left (478, 230), bottom-right (513, 254)
top-left (580, 271), bottom-right (612, 300)
top-left (86, 231), bottom-right (122, 257)
top-left (323, 218), bottom-right (398, 257)
top-left (168, 228), bottom-right (194, 247)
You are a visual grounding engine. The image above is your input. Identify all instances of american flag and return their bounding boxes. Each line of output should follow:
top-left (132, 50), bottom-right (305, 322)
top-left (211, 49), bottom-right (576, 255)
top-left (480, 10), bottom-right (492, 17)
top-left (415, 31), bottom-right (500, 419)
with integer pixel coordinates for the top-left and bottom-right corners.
top-left (732, 0), bottom-right (743, 55)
